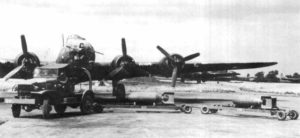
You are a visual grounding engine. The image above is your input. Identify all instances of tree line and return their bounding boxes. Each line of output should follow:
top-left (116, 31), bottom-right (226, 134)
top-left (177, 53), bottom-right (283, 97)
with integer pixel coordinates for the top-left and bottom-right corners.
top-left (252, 70), bottom-right (300, 82)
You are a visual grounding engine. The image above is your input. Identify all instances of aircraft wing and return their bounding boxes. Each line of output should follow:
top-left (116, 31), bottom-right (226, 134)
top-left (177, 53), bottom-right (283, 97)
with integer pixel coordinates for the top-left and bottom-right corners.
top-left (138, 62), bottom-right (277, 77)
top-left (181, 62), bottom-right (277, 73)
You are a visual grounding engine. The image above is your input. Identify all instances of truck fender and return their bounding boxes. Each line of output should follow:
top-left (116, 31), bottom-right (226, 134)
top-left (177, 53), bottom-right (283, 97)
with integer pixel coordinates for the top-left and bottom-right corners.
top-left (81, 90), bottom-right (94, 99)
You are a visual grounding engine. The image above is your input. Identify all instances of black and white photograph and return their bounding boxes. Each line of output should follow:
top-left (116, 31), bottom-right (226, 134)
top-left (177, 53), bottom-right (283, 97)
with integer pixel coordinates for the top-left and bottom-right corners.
top-left (0, 0), bottom-right (299, 137)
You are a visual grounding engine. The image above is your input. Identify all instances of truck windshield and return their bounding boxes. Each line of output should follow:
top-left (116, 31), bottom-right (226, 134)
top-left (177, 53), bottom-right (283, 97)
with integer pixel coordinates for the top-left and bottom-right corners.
top-left (34, 68), bottom-right (59, 78)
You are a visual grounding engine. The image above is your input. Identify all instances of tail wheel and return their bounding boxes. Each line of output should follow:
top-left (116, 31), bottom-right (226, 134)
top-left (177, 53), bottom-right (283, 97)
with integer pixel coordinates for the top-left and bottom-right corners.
top-left (54, 105), bottom-right (67, 115)
top-left (288, 110), bottom-right (299, 120)
top-left (201, 105), bottom-right (210, 114)
top-left (116, 84), bottom-right (126, 102)
top-left (42, 99), bottom-right (52, 119)
top-left (80, 93), bottom-right (94, 114)
top-left (12, 104), bottom-right (21, 118)
top-left (277, 111), bottom-right (287, 121)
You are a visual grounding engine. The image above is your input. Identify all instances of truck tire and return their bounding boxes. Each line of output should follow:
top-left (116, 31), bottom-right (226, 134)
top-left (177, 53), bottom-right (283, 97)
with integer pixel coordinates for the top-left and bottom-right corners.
top-left (201, 105), bottom-right (210, 114)
top-left (288, 110), bottom-right (299, 120)
top-left (277, 111), bottom-right (287, 121)
top-left (12, 104), bottom-right (21, 118)
top-left (54, 105), bottom-right (67, 115)
top-left (80, 93), bottom-right (94, 114)
top-left (42, 99), bottom-right (52, 119)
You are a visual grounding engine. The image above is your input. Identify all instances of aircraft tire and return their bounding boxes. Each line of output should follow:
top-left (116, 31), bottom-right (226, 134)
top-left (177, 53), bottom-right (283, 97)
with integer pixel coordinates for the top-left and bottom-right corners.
top-left (42, 99), bottom-right (52, 119)
top-left (54, 105), bottom-right (67, 115)
top-left (277, 111), bottom-right (287, 121)
top-left (288, 110), bottom-right (299, 120)
top-left (12, 104), bottom-right (21, 118)
top-left (201, 105), bottom-right (210, 114)
top-left (80, 93), bottom-right (94, 114)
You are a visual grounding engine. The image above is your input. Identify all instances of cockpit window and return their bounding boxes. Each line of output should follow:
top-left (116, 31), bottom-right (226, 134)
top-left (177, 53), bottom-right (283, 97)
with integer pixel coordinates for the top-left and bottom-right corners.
top-left (33, 68), bottom-right (59, 78)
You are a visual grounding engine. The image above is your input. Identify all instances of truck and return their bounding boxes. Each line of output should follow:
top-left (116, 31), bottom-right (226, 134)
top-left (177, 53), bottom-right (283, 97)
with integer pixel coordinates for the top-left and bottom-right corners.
top-left (4, 63), bottom-right (99, 118)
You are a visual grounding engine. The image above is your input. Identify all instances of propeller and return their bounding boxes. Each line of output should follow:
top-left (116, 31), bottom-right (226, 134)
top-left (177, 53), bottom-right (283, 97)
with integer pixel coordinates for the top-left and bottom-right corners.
top-left (156, 46), bottom-right (200, 87)
top-left (4, 35), bottom-right (40, 81)
top-left (109, 38), bottom-right (149, 80)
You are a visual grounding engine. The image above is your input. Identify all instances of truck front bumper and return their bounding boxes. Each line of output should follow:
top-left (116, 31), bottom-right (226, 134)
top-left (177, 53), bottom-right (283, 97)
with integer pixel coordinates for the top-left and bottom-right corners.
top-left (4, 98), bottom-right (36, 104)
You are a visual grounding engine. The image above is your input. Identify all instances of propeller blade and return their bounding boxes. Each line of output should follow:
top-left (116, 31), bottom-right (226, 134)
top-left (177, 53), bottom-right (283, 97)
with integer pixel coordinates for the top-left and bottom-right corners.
top-left (171, 67), bottom-right (178, 87)
top-left (122, 38), bottom-right (127, 56)
top-left (184, 53), bottom-right (200, 61)
top-left (157, 46), bottom-right (174, 61)
top-left (95, 51), bottom-right (104, 55)
top-left (21, 35), bottom-right (28, 54)
top-left (3, 64), bottom-right (24, 81)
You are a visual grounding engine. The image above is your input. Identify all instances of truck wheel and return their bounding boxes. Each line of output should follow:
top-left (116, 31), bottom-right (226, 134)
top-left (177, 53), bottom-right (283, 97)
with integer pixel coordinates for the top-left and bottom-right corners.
top-left (42, 99), bottom-right (52, 119)
top-left (54, 105), bottom-right (67, 115)
top-left (183, 105), bottom-right (192, 114)
top-left (12, 104), bottom-right (21, 118)
top-left (116, 84), bottom-right (125, 102)
top-left (288, 110), bottom-right (299, 120)
top-left (80, 93), bottom-right (94, 114)
top-left (201, 106), bottom-right (210, 114)
top-left (93, 102), bottom-right (103, 113)
top-left (277, 111), bottom-right (287, 121)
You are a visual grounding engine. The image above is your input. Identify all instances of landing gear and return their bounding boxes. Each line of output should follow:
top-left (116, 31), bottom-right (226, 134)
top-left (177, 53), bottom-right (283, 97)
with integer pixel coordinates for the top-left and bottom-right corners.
top-left (12, 104), bottom-right (21, 118)
top-left (112, 80), bottom-right (126, 102)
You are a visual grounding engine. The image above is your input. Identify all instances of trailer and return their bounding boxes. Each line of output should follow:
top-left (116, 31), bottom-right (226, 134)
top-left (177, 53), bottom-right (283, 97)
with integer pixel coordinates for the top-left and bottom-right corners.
top-left (93, 92), bottom-right (193, 114)
top-left (197, 96), bottom-right (299, 121)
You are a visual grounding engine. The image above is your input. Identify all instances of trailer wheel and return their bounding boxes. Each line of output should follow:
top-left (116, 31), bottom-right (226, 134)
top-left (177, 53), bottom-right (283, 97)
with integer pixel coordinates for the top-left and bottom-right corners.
top-left (12, 104), bottom-right (21, 118)
top-left (183, 105), bottom-right (192, 114)
top-left (80, 93), bottom-right (94, 114)
top-left (54, 105), bottom-right (67, 115)
top-left (201, 106), bottom-right (210, 114)
top-left (42, 99), bottom-right (52, 119)
top-left (277, 111), bottom-right (287, 121)
top-left (288, 110), bottom-right (299, 120)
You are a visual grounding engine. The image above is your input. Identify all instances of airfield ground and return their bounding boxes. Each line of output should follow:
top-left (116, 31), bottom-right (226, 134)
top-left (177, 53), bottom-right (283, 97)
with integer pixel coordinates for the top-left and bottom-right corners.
top-left (0, 80), bottom-right (300, 138)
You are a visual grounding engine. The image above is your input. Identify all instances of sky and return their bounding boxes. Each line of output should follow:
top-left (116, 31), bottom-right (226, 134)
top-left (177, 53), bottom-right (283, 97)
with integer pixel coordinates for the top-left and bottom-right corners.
top-left (0, 0), bottom-right (299, 76)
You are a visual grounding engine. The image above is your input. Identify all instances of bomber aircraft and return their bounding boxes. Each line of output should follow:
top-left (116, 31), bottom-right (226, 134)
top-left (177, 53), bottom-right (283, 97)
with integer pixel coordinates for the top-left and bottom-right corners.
top-left (0, 35), bottom-right (277, 101)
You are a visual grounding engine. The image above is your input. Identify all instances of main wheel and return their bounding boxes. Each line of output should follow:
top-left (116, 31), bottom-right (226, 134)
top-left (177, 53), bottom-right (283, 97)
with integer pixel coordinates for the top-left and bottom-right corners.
top-left (80, 93), bottom-right (94, 114)
top-left (201, 105), bottom-right (210, 114)
top-left (116, 84), bottom-right (125, 102)
top-left (54, 105), bottom-right (67, 115)
top-left (12, 104), bottom-right (21, 118)
top-left (277, 111), bottom-right (287, 121)
top-left (288, 110), bottom-right (299, 120)
top-left (42, 99), bottom-right (52, 119)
